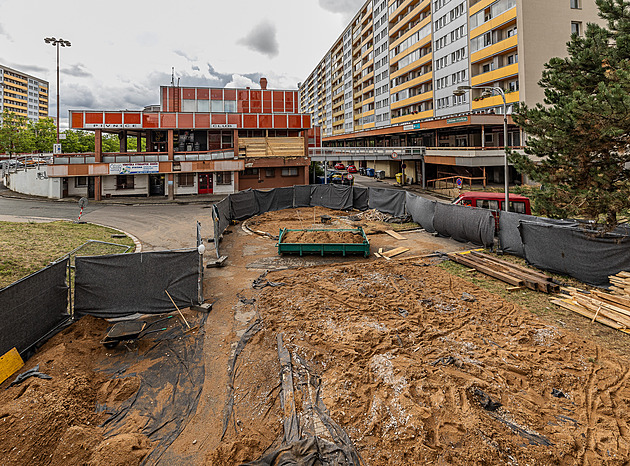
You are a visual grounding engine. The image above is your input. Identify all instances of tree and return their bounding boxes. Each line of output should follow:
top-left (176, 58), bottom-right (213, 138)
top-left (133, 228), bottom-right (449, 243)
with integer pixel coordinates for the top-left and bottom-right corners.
top-left (61, 130), bottom-right (95, 153)
top-left (28, 117), bottom-right (57, 153)
top-left (0, 110), bottom-right (34, 156)
top-left (511, 0), bottom-right (630, 229)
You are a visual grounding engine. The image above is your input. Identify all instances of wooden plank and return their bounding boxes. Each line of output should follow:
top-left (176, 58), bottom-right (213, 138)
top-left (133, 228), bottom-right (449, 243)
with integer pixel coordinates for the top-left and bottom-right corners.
top-left (450, 253), bottom-right (524, 287)
top-left (0, 347), bottom-right (24, 385)
top-left (592, 290), bottom-right (630, 310)
top-left (470, 251), bottom-right (552, 282)
top-left (382, 247), bottom-right (410, 258)
top-left (551, 299), bottom-right (630, 332)
top-left (385, 230), bottom-right (407, 240)
top-left (615, 271), bottom-right (630, 279)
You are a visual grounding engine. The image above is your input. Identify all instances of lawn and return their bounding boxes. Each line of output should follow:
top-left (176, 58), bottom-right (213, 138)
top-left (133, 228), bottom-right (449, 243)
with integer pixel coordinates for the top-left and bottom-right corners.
top-left (0, 221), bottom-right (135, 288)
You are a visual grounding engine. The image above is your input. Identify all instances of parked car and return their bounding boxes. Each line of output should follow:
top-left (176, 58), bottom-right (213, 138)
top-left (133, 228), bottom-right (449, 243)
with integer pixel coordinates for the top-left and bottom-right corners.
top-left (347, 165), bottom-right (358, 173)
top-left (334, 163), bottom-right (345, 170)
top-left (452, 192), bottom-right (532, 214)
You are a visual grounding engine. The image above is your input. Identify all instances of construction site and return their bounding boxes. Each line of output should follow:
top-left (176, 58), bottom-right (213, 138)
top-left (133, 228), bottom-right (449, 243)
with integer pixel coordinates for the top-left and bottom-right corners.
top-left (1, 185), bottom-right (630, 465)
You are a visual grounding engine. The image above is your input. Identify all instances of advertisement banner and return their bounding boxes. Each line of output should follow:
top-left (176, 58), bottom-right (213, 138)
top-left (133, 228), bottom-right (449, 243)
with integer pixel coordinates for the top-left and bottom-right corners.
top-left (109, 162), bottom-right (159, 175)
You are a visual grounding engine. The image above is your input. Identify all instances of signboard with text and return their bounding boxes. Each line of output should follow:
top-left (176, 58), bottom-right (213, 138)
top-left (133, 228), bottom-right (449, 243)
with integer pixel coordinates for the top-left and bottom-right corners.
top-left (109, 162), bottom-right (159, 175)
top-left (85, 123), bottom-right (142, 129)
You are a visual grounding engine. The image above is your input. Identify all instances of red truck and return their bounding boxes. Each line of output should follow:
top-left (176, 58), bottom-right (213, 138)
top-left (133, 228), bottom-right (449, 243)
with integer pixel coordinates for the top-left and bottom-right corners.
top-left (453, 192), bottom-right (532, 215)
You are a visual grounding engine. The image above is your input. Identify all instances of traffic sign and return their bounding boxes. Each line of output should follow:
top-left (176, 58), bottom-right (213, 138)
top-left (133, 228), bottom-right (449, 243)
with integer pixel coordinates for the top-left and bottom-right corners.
top-left (456, 177), bottom-right (463, 188)
top-left (391, 151), bottom-right (399, 159)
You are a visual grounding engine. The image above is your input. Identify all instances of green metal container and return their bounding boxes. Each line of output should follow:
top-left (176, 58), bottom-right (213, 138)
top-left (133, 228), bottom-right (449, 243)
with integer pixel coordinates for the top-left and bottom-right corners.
top-left (277, 227), bottom-right (370, 257)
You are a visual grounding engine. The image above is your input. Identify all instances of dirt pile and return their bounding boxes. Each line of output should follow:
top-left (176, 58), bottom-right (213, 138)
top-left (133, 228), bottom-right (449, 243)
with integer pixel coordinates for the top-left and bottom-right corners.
top-left (0, 316), bottom-right (151, 465)
top-left (281, 229), bottom-right (365, 244)
top-left (211, 260), bottom-right (630, 464)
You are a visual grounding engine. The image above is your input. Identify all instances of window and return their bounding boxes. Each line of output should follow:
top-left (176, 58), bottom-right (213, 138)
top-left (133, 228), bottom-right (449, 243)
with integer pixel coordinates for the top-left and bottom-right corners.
top-left (570, 0), bottom-right (580, 9)
top-left (216, 172), bottom-right (232, 185)
top-left (75, 176), bottom-right (87, 187)
top-left (116, 175), bottom-right (135, 190)
top-left (571, 21), bottom-right (582, 35)
top-left (211, 100), bottom-right (224, 112)
top-left (265, 168), bottom-right (275, 177)
top-left (242, 168), bottom-right (259, 177)
top-left (281, 167), bottom-right (298, 177)
top-left (178, 173), bottom-right (194, 187)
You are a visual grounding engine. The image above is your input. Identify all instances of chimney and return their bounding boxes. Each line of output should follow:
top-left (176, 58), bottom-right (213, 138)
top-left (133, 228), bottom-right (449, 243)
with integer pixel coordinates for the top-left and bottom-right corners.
top-left (260, 77), bottom-right (268, 90)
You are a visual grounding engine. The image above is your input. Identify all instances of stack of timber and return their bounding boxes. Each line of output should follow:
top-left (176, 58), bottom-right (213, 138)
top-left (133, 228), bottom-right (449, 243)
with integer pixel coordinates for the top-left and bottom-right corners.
top-left (449, 250), bottom-right (559, 293)
top-left (239, 137), bottom-right (304, 157)
top-left (552, 284), bottom-right (630, 335)
top-left (609, 271), bottom-right (630, 296)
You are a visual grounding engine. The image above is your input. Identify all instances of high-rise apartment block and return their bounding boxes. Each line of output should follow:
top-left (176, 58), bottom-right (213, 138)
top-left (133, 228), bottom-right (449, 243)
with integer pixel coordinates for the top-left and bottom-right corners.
top-left (0, 65), bottom-right (49, 122)
top-left (300, 0), bottom-right (600, 183)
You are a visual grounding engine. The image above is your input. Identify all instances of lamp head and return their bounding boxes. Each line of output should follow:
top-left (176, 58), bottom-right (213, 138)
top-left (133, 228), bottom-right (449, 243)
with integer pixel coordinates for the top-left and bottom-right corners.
top-left (44, 37), bottom-right (56, 44)
top-left (481, 90), bottom-right (493, 98)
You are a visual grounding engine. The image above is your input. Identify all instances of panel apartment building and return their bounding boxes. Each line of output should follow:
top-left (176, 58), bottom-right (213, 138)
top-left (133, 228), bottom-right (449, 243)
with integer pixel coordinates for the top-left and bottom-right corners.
top-left (0, 65), bottom-right (49, 123)
top-left (299, 0), bottom-right (600, 185)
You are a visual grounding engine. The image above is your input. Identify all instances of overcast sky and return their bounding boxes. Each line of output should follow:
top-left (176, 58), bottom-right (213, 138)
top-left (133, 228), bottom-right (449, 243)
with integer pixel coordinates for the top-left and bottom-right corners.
top-left (0, 0), bottom-right (365, 129)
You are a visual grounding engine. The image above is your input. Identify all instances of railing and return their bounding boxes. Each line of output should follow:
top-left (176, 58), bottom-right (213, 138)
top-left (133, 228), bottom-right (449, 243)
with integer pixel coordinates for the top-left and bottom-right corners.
top-left (48, 148), bottom-right (235, 165)
top-left (309, 146), bottom-right (426, 160)
top-left (427, 175), bottom-right (487, 190)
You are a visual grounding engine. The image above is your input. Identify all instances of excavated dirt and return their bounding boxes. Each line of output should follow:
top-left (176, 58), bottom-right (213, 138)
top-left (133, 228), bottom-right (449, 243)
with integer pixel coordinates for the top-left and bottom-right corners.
top-left (210, 260), bottom-right (630, 464)
top-left (281, 229), bottom-right (365, 244)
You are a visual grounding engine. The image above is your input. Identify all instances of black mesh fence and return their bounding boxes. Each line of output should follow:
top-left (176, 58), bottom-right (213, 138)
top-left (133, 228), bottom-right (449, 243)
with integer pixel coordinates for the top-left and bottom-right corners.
top-left (405, 192), bottom-right (436, 233)
top-left (0, 259), bottom-right (69, 356)
top-left (310, 184), bottom-right (353, 210)
top-left (353, 187), bottom-right (369, 211)
top-left (293, 185), bottom-right (312, 207)
top-left (230, 189), bottom-right (259, 220)
top-left (74, 250), bottom-right (200, 318)
top-left (433, 203), bottom-right (495, 247)
top-left (368, 187), bottom-right (406, 217)
top-left (254, 187), bottom-right (294, 213)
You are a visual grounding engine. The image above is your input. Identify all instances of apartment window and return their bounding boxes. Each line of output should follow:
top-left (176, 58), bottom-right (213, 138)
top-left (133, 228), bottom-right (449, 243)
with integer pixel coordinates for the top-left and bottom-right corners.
top-left (571, 21), bottom-right (582, 35)
top-left (116, 175), bottom-right (135, 190)
top-left (178, 173), bottom-right (194, 187)
top-left (216, 172), bottom-right (232, 185)
top-left (75, 176), bottom-right (87, 188)
top-left (281, 167), bottom-right (299, 177)
top-left (570, 0), bottom-right (581, 9)
top-left (242, 168), bottom-right (259, 177)
top-left (265, 168), bottom-right (276, 177)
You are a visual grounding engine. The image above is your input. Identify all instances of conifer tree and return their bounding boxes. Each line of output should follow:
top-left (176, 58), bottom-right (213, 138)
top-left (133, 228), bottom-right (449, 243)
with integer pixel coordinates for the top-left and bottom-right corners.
top-left (511, 0), bottom-right (630, 229)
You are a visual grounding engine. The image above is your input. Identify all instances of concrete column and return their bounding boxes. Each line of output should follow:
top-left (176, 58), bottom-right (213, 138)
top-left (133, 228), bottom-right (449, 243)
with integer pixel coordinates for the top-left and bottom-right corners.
top-left (167, 173), bottom-right (174, 200)
top-left (168, 129), bottom-right (174, 161)
top-left (233, 129), bottom-right (239, 158)
top-left (137, 134), bottom-right (143, 152)
top-left (95, 129), bottom-right (102, 162)
top-left (94, 176), bottom-right (102, 201)
top-left (119, 130), bottom-right (127, 153)
top-left (234, 170), bottom-right (240, 192)
top-left (481, 125), bottom-right (485, 148)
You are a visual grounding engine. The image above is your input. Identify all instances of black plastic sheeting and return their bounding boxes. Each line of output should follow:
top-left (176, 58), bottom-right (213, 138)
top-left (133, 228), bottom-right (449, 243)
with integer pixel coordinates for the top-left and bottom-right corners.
top-left (97, 312), bottom-right (208, 465)
top-left (433, 203), bottom-right (495, 247)
top-left (293, 185), bottom-right (312, 207)
top-left (352, 187), bottom-right (369, 211)
top-left (520, 222), bottom-right (630, 286)
top-left (368, 187), bottom-right (406, 217)
top-left (231, 189), bottom-right (259, 220)
top-left (215, 197), bottom-right (232, 234)
top-left (74, 250), bottom-right (200, 318)
top-left (254, 187), bottom-right (294, 213)
top-left (0, 259), bottom-right (69, 356)
top-left (311, 184), bottom-right (353, 210)
top-left (499, 212), bottom-right (579, 257)
top-left (405, 192), bottom-right (436, 233)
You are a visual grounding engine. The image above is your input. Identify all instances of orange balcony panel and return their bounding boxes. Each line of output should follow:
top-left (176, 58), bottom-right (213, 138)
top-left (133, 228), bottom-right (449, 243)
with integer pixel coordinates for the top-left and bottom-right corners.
top-left (275, 114), bottom-right (288, 128)
top-left (211, 89), bottom-right (223, 100)
top-left (238, 99), bottom-right (250, 113)
top-left (263, 90), bottom-right (272, 101)
top-left (197, 89), bottom-right (209, 100)
top-left (143, 113), bottom-right (159, 128)
top-left (259, 114), bottom-right (273, 128)
top-left (85, 112), bottom-right (103, 125)
top-left (124, 113), bottom-right (141, 125)
top-left (104, 113), bottom-right (122, 125)
top-left (250, 99), bottom-right (262, 113)
top-left (195, 113), bottom-right (210, 128)
top-left (243, 115), bottom-right (258, 128)
top-left (224, 89), bottom-right (237, 100)
top-left (228, 114), bottom-right (242, 127)
top-left (302, 115), bottom-right (311, 128)
top-left (470, 7), bottom-right (516, 39)
top-left (183, 88), bottom-right (196, 100)
top-left (71, 112), bottom-right (83, 128)
top-left (472, 91), bottom-right (520, 110)
top-left (470, 0), bottom-right (495, 15)
top-left (289, 115), bottom-right (302, 129)
top-left (263, 100), bottom-right (272, 113)
top-left (471, 63), bottom-right (519, 87)
top-left (179, 113), bottom-right (194, 127)
top-left (471, 35), bottom-right (518, 64)
top-left (212, 114), bottom-right (227, 125)
top-left (161, 113), bottom-right (176, 127)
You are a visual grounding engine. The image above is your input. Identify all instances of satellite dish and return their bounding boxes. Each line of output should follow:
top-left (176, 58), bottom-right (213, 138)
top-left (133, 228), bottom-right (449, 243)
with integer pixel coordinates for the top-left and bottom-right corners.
top-left (79, 197), bottom-right (89, 209)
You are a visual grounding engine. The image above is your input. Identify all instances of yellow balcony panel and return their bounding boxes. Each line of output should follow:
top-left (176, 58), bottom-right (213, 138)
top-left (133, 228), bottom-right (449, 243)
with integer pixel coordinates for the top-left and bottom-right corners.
top-left (390, 0), bottom-right (414, 22)
top-left (391, 90), bottom-right (433, 110)
top-left (362, 96), bottom-right (375, 105)
top-left (361, 19), bottom-right (373, 36)
top-left (354, 124), bottom-right (364, 131)
top-left (471, 91), bottom-right (520, 110)
top-left (333, 109), bottom-right (344, 118)
top-left (361, 58), bottom-right (374, 71)
top-left (361, 83), bottom-right (375, 94)
top-left (471, 63), bottom-right (519, 87)
top-left (363, 122), bottom-right (376, 130)
top-left (392, 109), bottom-right (433, 125)
top-left (390, 13), bottom-right (432, 50)
top-left (354, 101), bottom-right (363, 110)
top-left (389, 2), bottom-right (432, 41)
top-left (363, 109), bottom-right (375, 117)
top-left (391, 52), bottom-right (432, 80)
top-left (470, 8), bottom-right (516, 39)
top-left (391, 70), bottom-right (433, 94)
top-left (333, 129), bottom-right (345, 135)
top-left (470, 0), bottom-right (496, 16)
top-left (471, 35), bottom-right (518, 64)
top-left (390, 35), bottom-right (431, 67)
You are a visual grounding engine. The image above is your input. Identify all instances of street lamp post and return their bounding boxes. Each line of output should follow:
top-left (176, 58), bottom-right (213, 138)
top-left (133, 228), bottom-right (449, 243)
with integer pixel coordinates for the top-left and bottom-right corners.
top-left (44, 37), bottom-right (71, 145)
top-left (454, 85), bottom-right (509, 212)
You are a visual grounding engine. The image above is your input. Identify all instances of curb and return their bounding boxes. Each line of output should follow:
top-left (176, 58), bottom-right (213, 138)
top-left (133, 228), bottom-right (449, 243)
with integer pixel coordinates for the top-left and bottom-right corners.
top-left (84, 221), bottom-right (143, 253)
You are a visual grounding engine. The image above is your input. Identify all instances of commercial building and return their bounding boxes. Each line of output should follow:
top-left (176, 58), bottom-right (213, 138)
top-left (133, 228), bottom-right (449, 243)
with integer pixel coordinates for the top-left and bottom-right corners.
top-left (299, 0), bottom-right (600, 186)
top-left (0, 65), bottom-right (49, 123)
top-left (44, 78), bottom-right (311, 200)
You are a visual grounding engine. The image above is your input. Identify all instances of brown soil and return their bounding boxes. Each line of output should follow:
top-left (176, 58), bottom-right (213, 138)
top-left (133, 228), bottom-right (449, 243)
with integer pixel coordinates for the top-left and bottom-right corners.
top-left (281, 229), bottom-right (365, 244)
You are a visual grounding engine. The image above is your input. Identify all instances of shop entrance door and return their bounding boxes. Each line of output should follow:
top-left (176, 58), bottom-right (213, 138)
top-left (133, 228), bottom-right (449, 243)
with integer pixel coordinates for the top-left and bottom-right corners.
top-left (149, 174), bottom-right (165, 196)
top-left (198, 173), bottom-right (213, 194)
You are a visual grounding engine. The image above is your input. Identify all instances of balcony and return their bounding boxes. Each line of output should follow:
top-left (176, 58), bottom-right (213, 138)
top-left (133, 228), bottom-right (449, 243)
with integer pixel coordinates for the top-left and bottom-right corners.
top-left (471, 62), bottom-right (519, 87)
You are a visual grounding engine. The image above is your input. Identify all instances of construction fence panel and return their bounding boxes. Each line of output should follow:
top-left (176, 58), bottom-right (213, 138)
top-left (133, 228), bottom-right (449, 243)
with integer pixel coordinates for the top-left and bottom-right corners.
top-left (293, 185), bottom-right (313, 207)
top-left (230, 189), bottom-right (259, 220)
top-left (368, 188), bottom-right (406, 217)
top-left (433, 203), bottom-right (495, 247)
top-left (0, 259), bottom-right (69, 356)
top-left (74, 250), bottom-right (200, 318)
top-left (499, 212), bottom-right (579, 257)
top-left (215, 197), bottom-right (232, 235)
top-left (405, 192), bottom-right (436, 233)
top-left (352, 187), bottom-right (369, 211)
top-left (519, 222), bottom-right (630, 286)
top-left (310, 184), bottom-right (353, 210)
top-left (254, 187), bottom-right (295, 213)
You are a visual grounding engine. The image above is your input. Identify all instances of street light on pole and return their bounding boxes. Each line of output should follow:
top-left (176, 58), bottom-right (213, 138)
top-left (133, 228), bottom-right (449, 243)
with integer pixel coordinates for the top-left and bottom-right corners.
top-left (454, 85), bottom-right (509, 212)
top-left (44, 37), bottom-right (71, 145)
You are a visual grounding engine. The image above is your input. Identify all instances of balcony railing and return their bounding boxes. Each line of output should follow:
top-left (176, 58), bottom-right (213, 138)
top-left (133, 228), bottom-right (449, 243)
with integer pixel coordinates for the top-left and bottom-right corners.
top-left (48, 148), bottom-right (235, 165)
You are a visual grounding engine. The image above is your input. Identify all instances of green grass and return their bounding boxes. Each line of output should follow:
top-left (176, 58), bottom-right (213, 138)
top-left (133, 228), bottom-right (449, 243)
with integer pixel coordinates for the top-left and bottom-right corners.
top-left (0, 221), bottom-right (135, 288)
